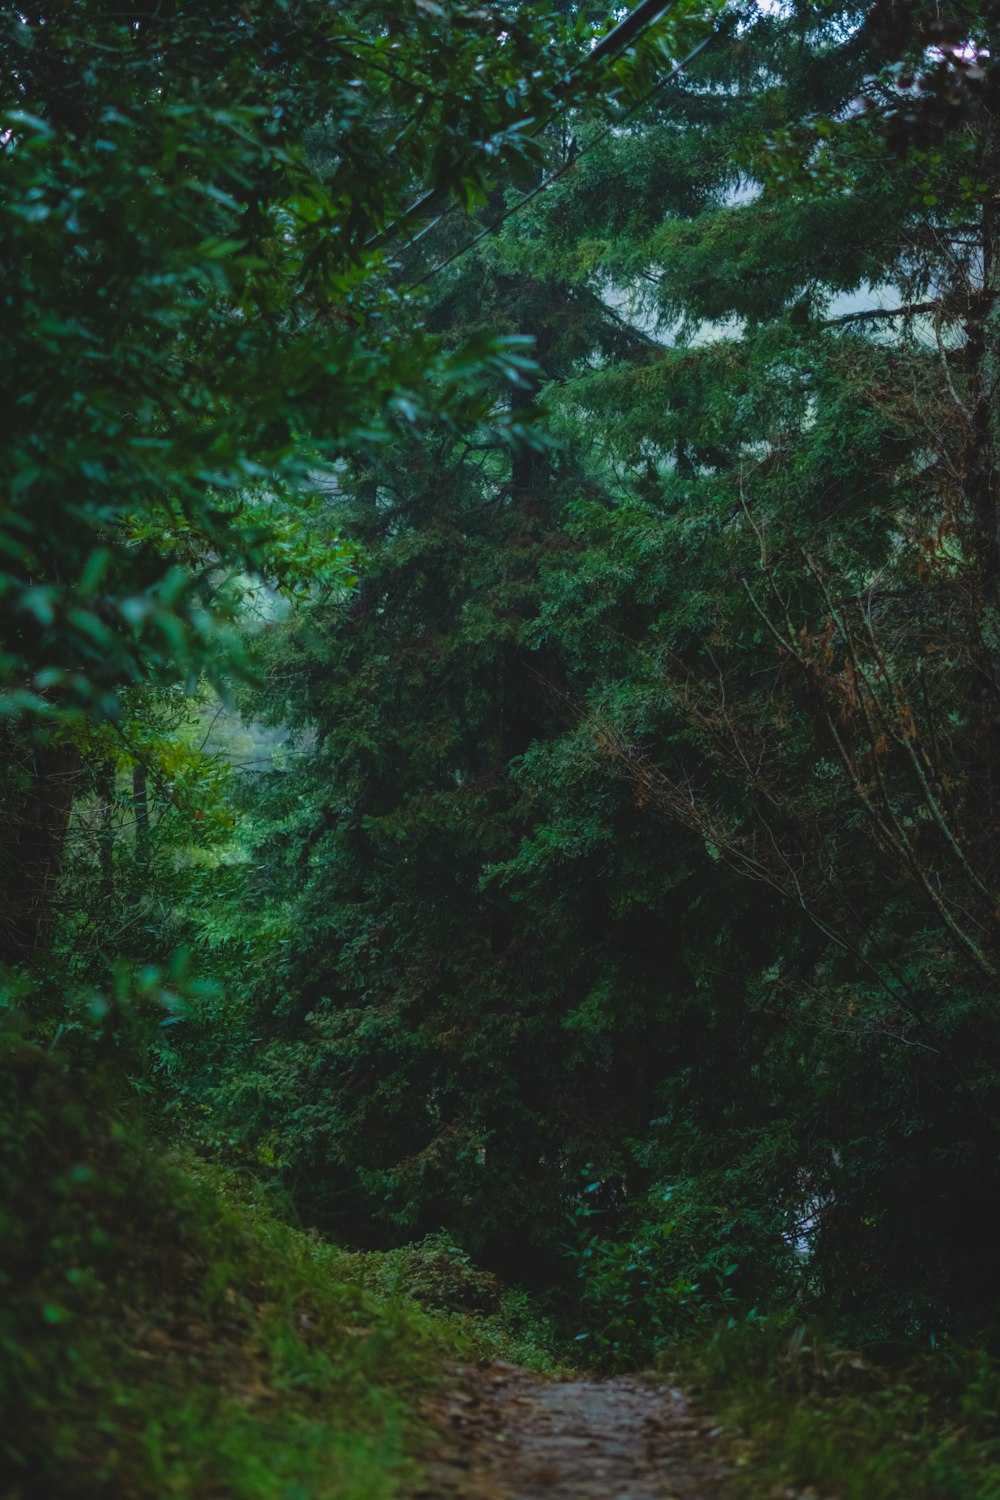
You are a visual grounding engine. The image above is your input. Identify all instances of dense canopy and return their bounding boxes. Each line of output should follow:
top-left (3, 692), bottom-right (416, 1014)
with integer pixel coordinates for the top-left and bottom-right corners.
top-left (4, 2), bottom-right (1000, 1496)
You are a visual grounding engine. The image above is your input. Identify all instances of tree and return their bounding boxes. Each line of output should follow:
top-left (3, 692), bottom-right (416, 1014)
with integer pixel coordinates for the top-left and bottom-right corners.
top-left (225, 0), bottom-right (1000, 1338)
top-left (1, 0), bottom-right (656, 967)
top-left (216, 0), bottom-right (776, 1277)
top-left (533, 0), bottom-right (1000, 1331)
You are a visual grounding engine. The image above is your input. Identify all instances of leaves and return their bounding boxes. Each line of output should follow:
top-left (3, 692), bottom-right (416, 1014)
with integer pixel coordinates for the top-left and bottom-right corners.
top-left (0, 0), bottom-right (614, 722)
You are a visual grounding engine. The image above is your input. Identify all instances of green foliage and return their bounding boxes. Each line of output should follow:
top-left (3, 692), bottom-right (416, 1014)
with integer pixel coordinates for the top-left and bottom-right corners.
top-left (358, 1232), bottom-right (501, 1317)
top-left (7, 6), bottom-right (1000, 1494)
top-left (4, 6), bottom-right (711, 1489)
top-left (682, 1318), bottom-right (1000, 1500)
top-left (0, 1004), bottom-right (482, 1499)
top-left (2, 0), bottom-right (632, 724)
top-left (211, 0), bottom-right (1000, 1354)
top-left (565, 1177), bottom-right (753, 1371)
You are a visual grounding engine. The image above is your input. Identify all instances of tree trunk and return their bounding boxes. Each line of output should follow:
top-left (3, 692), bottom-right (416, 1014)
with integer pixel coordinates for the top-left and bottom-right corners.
top-left (132, 761), bottom-right (150, 893)
top-left (0, 740), bottom-right (81, 968)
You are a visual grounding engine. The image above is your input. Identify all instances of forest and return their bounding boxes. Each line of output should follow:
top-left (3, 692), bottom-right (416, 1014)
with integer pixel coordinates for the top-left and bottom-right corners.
top-left (4, 1), bottom-right (1000, 1496)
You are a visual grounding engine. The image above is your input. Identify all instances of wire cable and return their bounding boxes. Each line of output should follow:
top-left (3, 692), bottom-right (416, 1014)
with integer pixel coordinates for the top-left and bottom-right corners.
top-left (411, 13), bottom-right (737, 288)
top-left (366, 0), bottom-right (694, 255)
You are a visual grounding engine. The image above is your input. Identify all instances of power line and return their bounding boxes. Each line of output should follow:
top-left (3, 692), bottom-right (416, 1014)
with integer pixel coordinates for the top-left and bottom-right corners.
top-left (412, 13), bottom-right (738, 288)
top-left (588, 0), bottom-right (689, 68)
top-left (367, 0), bottom-right (693, 256)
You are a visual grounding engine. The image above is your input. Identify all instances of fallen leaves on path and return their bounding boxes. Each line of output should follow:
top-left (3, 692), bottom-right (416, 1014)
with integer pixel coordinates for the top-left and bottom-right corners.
top-left (413, 1362), bottom-right (739, 1499)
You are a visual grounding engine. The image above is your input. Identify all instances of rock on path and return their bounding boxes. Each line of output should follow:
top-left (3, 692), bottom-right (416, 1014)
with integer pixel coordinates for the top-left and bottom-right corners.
top-left (414, 1363), bottom-right (737, 1499)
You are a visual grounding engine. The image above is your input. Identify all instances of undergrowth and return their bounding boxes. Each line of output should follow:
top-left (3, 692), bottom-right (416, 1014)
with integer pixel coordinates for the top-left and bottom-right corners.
top-left (0, 1030), bottom-right (518, 1500)
top-left (353, 1232), bottom-right (566, 1375)
top-left (676, 1316), bottom-right (1000, 1500)
top-left (16, 1007), bottom-right (1000, 1500)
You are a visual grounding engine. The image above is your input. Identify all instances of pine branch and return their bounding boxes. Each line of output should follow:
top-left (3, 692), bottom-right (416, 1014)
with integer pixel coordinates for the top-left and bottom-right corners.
top-left (822, 300), bottom-right (939, 326)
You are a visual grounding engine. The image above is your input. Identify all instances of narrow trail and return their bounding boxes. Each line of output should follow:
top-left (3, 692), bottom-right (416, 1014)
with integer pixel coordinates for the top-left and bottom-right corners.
top-left (415, 1363), bottom-right (739, 1499)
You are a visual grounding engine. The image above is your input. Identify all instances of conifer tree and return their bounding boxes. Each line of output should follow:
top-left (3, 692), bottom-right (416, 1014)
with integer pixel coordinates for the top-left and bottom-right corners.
top-left (228, 0), bottom-right (1000, 1333)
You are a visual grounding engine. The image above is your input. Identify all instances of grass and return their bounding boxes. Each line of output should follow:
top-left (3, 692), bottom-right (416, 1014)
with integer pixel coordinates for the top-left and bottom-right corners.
top-left (3, 1164), bottom-right (471, 1499)
top-left (675, 1316), bottom-right (1000, 1500)
top-left (15, 1024), bottom-right (1000, 1500)
top-left (350, 1232), bottom-right (568, 1375)
top-left (0, 1038), bottom-right (480, 1500)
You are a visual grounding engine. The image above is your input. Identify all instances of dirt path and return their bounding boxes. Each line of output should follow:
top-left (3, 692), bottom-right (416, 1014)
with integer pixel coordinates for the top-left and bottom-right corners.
top-left (415, 1363), bottom-right (738, 1499)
